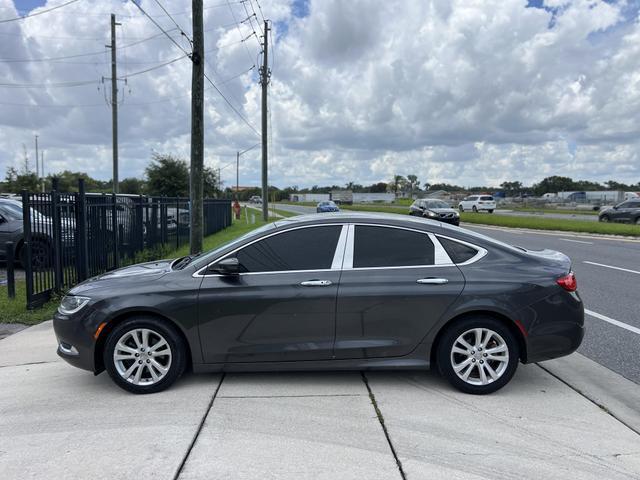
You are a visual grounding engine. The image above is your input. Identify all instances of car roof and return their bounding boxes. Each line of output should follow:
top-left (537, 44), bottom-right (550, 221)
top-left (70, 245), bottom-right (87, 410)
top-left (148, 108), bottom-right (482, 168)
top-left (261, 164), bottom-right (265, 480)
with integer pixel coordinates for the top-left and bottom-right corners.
top-left (273, 211), bottom-right (441, 230)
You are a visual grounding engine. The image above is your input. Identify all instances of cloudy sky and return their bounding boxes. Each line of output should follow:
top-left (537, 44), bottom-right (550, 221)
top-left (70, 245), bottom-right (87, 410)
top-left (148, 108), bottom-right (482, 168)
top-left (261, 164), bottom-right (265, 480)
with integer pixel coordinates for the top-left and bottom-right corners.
top-left (1, 0), bottom-right (639, 189)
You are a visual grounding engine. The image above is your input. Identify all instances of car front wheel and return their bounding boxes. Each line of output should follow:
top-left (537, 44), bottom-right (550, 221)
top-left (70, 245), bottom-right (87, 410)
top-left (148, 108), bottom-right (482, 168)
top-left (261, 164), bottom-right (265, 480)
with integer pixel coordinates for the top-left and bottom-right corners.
top-left (599, 215), bottom-right (609, 222)
top-left (458, 205), bottom-right (464, 212)
top-left (472, 205), bottom-right (478, 213)
top-left (436, 316), bottom-right (520, 395)
top-left (104, 316), bottom-right (187, 394)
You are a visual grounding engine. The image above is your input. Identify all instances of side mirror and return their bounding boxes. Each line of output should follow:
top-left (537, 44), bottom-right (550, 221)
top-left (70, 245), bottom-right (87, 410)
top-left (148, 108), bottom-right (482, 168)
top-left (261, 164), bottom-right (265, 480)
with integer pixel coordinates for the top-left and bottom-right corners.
top-left (0, 215), bottom-right (5, 224)
top-left (210, 257), bottom-right (241, 275)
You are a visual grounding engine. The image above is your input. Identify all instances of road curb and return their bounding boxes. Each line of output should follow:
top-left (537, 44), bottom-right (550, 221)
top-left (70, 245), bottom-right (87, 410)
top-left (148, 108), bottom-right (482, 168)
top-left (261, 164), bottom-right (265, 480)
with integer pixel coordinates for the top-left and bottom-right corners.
top-left (538, 353), bottom-right (640, 435)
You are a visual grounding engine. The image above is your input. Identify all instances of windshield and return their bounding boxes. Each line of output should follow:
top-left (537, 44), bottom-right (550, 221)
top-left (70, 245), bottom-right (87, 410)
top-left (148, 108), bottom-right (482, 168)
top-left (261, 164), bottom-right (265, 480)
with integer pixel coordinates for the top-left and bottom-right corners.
top-left (0, 201), bottom-right (47, 221)
top-left (193, 222), bottom-right (277, 267)
top-left (425, 200), bottom-right (450, 209)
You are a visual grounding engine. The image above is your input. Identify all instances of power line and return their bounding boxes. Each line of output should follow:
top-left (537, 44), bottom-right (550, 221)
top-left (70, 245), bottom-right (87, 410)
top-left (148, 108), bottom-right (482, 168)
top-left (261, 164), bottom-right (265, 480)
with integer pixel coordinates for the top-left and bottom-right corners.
top-left (0, 29), bottom-right (179, 63)
top-left (0, 0), bottom-right (81, 23)
top-left (226, 0), bottom-right (254, 64)
top-left (203, 72), bottom-right (260, 137)
top-left (130, 1), bottom-right (191, 58)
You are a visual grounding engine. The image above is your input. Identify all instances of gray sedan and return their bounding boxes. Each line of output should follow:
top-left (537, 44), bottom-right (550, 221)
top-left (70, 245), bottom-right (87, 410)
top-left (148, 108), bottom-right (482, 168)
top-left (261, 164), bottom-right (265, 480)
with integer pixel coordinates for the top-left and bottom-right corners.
top-left (53, 212), bottom-right (584, 395)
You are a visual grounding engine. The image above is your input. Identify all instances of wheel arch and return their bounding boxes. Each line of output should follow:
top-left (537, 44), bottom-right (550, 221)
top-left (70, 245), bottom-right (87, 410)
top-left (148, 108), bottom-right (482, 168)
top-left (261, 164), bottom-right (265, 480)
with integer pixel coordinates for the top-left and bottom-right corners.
top-left (94, 310), bottom-right (193, 374)
top-left (429, 310), bottom-right (528, 368)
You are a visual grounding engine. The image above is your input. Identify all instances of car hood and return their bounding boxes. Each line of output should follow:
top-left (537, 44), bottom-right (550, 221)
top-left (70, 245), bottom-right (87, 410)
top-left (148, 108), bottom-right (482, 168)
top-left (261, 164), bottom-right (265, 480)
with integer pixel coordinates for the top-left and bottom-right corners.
top-left (69, 259), bottom-right (174, 294)
top-left (428, 208), bottom-right (458, 214)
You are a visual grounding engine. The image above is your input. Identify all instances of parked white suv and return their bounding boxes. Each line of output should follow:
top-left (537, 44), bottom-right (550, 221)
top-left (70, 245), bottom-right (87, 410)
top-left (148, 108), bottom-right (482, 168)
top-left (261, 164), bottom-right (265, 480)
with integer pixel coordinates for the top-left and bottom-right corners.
top-left (458, 195), bottom-right (496, 213)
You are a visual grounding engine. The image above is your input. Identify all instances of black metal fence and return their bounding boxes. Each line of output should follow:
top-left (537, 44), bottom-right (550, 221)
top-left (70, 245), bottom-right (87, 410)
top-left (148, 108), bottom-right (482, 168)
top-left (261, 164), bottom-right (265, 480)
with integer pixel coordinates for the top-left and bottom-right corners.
top-left (22, 179), bottom-right (231, 309)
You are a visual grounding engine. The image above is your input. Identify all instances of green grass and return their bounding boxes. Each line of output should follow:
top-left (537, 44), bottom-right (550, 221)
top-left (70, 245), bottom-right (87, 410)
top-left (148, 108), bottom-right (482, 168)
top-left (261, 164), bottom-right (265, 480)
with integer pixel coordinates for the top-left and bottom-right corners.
top-left (459, 213), bottom-right (640, 236)
top-left (0, 212), bottom-right (280, 326)
top-left (509, 206), bottom-right (599, 216)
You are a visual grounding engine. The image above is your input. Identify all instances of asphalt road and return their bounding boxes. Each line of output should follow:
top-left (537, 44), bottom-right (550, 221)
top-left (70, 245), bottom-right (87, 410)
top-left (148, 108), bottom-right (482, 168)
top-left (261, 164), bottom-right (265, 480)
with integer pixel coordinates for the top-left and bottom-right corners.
top-left (277, 203), bottom-right (640, 384)
top-left (493, 209), bottom-right (599, 222)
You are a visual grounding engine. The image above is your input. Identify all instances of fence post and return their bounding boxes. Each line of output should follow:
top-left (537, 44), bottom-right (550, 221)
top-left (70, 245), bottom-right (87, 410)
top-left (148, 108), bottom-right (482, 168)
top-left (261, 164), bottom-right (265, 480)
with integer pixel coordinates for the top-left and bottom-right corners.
top-left (21, 190), bottom-right (34, 309)
top-left (176, 198), bottom-right (180, 250)
top-left (5, 241), bottom-right (15, 299)
top-left (111, 193), bottom-right (119, 269)
top-left (51, 181), bottom-right (63, 293)
top-left (76, 178), bottom-right (89, 281)
top-left (135, 195), bottom-right (144, 254)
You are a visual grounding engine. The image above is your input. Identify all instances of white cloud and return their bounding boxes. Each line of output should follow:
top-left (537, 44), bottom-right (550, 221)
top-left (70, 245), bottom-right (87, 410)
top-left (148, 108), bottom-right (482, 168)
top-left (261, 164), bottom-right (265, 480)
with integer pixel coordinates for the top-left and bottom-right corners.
top-left (0, 0), bottom-right (639, 189)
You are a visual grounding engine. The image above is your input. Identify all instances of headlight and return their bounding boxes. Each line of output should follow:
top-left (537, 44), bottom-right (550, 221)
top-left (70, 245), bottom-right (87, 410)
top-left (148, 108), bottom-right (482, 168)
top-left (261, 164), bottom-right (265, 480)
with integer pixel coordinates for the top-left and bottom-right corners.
top-left (58, 295), bottom-right (91, 315)
top-left (426, 210), bottom-right (438, 217)
top-left (453, 211), bottom-right (460, 216)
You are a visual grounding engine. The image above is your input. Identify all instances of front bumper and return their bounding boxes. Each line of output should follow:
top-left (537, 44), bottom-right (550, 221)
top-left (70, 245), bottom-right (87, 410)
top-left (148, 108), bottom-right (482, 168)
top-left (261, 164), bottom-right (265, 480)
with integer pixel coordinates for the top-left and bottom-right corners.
top-left (53, 310), bottom-right (99, 372)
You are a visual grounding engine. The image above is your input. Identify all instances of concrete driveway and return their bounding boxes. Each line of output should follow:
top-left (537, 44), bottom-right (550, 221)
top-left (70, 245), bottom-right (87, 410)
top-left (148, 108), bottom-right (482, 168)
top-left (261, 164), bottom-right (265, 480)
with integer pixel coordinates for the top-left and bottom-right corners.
top-left (2, 322), bottom-right (639, 479)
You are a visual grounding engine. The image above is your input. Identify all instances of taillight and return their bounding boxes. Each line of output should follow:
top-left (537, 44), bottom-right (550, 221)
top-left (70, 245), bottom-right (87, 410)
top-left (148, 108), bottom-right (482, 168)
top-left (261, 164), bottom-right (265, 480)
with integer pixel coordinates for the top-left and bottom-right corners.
top-left (557, 272), bottom-right (577, 292)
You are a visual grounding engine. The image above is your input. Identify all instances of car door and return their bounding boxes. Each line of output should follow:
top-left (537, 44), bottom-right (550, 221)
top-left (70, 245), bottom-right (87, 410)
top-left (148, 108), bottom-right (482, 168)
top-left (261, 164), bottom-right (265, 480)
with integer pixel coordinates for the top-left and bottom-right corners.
top-left (197, 224), bottom-right (347, 363)
top-left (0, 206), bottom-right (20, 259)
top-left (334, 224), bottom-right (465, 359)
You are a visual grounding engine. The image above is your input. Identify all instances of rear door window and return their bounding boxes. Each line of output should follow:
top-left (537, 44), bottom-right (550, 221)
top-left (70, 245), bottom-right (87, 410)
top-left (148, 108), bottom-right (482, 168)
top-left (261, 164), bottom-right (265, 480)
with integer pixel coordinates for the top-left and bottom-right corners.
top-left (480, 196), bottom-right (494, 201)
top-left (353, 226), bottom-right (434, 268)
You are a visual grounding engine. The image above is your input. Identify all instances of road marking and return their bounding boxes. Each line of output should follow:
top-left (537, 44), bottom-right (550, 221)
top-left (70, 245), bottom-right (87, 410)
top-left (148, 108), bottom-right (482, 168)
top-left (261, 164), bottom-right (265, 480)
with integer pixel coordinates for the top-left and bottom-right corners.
top-left (583, 261), bottom-right (640, 276)
top-left (560, 238), bottom-right (593, 245)
top-left (585, 309), bottom-right (640, 336)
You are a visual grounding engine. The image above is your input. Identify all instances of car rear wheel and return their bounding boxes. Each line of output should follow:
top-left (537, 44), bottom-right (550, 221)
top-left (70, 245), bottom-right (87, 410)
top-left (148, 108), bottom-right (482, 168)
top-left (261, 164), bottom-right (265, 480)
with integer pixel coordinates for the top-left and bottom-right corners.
top-left (104, 316), bottom-right (187, 394)
top-left (488, 209), bottom-right (494, 213)
top-left (472, 205), bottom-right (478, 213)
top-left (436, 316), bottom-right (519, 394)
top-left (458, 205), bottom-right (464, 212)
top-left (635, 217), bottom-right (640, 225)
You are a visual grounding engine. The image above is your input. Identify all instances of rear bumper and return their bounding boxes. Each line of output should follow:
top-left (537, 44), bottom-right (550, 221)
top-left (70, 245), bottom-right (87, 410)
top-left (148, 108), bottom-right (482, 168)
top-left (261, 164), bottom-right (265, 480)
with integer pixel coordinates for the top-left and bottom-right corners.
top-left (520, 291), bottom-right (585, 363)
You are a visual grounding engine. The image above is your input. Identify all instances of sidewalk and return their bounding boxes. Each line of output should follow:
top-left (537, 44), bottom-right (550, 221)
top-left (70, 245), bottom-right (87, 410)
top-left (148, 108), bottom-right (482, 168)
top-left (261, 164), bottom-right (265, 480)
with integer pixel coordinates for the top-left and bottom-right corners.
top-left (1, 322), bottom-right (639, 479)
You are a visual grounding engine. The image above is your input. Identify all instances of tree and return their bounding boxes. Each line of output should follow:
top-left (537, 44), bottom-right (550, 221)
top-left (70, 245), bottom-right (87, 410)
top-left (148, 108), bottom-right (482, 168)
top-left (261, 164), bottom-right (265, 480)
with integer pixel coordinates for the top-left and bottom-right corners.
top-left (499, 181), bottom-right (523, 196)
top-left (406, 174), bottom-right (419, 197)
top-left (389, 175), bottom-right (406, 195)
top-left (202, 166), bottom-right (220, 198)
top-left (532, 176), bottom-right (576, 196)
top-left (368, 182), bottom-right (388, 193)
top-left (145, 153), bottom-right (189, 197)
top-left (4, 166), bottom-right (39, 192)
top-left (119, 177), bottom-right (145, 194)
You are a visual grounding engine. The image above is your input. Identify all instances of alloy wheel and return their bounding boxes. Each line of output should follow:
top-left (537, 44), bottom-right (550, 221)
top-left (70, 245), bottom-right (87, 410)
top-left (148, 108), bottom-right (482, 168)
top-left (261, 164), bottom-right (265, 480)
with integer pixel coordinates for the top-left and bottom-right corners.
top-left (450, 328), bottom-right (509, 386)
top-left (113, 328), bottom-right (172, 386)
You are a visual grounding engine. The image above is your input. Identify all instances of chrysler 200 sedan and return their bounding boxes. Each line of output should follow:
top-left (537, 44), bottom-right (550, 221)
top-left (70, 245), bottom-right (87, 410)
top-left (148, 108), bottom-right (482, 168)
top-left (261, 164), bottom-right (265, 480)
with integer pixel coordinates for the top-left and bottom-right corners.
top-left (53, 212), bottom-right (584, 395)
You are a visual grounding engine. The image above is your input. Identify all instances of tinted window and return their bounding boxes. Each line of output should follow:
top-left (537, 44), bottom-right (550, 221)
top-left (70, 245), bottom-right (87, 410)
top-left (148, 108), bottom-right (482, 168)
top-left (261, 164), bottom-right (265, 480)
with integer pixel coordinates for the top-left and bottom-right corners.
top-left (438, 237), bottom-right (479, 264)
top-left (353, 226), bottom-right (434, 268)
top-left (234, 226), bottom-right (342, 272)
top-left (480, 196), bottom-right (494, 201)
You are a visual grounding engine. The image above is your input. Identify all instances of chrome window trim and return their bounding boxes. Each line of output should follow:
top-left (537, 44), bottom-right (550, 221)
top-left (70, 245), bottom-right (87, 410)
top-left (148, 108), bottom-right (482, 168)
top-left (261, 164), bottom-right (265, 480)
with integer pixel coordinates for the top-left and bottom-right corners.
top-left (193, 223), bottom-right (348, 278)
top-left (435, 234), bottom-right (488, 266)
top-left (343, 223), bottom-right (454, 271)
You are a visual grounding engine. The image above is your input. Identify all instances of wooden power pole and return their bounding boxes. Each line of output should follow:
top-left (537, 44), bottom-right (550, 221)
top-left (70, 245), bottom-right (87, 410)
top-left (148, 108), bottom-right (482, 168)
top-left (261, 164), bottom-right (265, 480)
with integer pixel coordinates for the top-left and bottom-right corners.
top-left (259, 20), bottom-right (270, 221)
top-left (108, 13), bottom-right (121, 194)
top-left (189, 0), bottom-right (204, 254)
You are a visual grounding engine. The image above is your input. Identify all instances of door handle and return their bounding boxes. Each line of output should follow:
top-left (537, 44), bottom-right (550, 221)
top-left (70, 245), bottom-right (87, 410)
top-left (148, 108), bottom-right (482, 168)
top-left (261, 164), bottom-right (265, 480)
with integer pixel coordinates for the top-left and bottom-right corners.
top-left (300, 280), bottom-right (333, 287)
top-left (416, 278), bottom-right (449, 285)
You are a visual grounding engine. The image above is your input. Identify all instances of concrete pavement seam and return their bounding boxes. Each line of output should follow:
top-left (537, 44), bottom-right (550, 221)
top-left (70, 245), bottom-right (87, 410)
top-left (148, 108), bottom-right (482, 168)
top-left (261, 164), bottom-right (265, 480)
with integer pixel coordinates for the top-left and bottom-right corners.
top-left (536, 363), bottom-right (640, 437)
top-left (173, 373), bottom-right (226, 480)
top-left (360, 372), bottom-right (407, 480)
top-left (0, 360), bottom-right (59, 369)
top-left (218, 393), bottom-right (364, 398)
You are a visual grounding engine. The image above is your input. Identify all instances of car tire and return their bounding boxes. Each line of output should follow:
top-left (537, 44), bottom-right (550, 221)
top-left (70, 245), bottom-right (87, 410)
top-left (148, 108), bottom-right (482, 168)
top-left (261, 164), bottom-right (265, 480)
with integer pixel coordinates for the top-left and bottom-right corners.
top-left (599, 215), bottom-right (609, 223)
top-left (19, 237), bottom-right (51, 270)
top-left (635, 217), bottom-right (640, 225)
top-left (436, 316), bottom-right (520, 395)
top-left (472, 205), bottom-right (478, 213)
top-left (103, 316), bottom-right (187, 394)
top-left (488, 209), bottom-right (494, 214)
top-left (458, 205), bottom-right (464, 212)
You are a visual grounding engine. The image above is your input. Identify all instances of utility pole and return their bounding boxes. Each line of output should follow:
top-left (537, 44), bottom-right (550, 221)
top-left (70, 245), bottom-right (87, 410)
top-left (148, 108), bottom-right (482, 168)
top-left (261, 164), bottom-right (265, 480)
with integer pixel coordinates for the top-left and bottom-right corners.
top-left (236, 151), bottom-right (239, 199)
top-left (259, 20), bottom-right (270, 221)
top-left (189, 0), bottom-right (204, 254)
top-left (107, 14), bottom-right (121, 194)
top-left (34, 135), bottom-right (39, 178)
top-left (41, 151), bottom-right (44, 192)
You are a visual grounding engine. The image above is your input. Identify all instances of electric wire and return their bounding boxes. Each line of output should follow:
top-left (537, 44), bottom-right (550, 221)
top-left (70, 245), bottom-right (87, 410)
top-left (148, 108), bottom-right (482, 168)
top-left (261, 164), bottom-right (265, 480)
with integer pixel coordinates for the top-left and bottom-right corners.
top-left (0, 0), bottom-right (81, 23)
